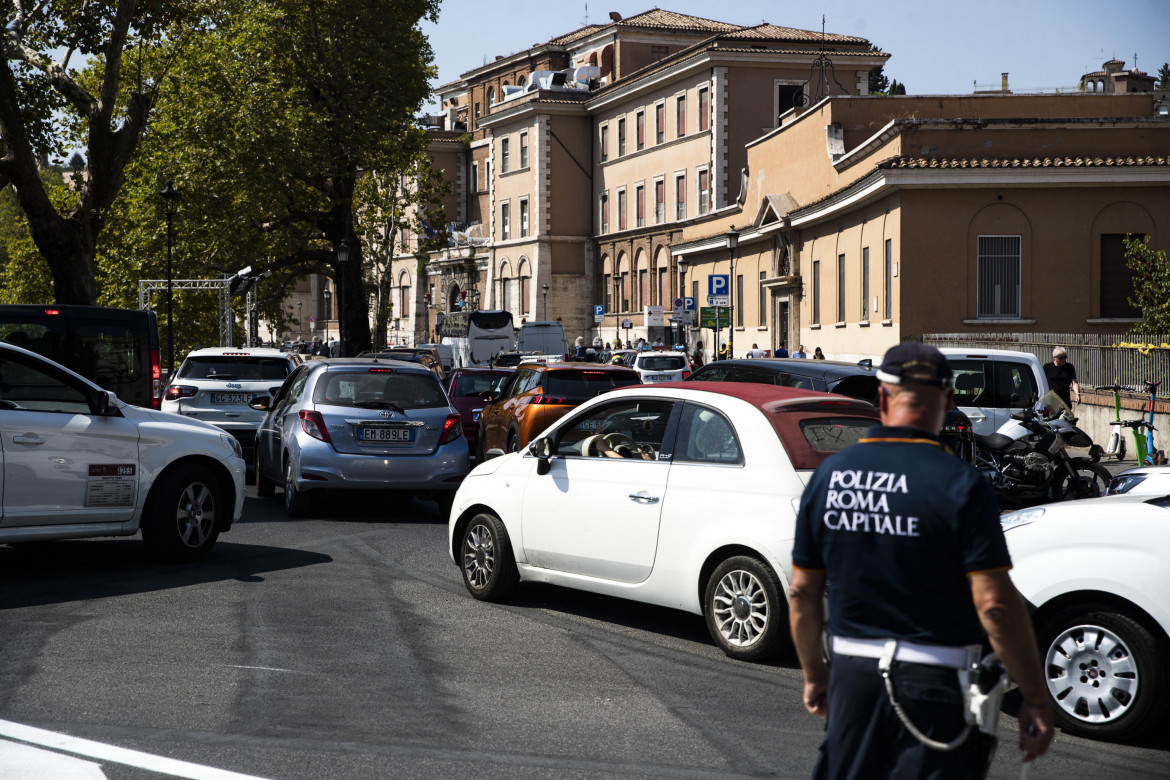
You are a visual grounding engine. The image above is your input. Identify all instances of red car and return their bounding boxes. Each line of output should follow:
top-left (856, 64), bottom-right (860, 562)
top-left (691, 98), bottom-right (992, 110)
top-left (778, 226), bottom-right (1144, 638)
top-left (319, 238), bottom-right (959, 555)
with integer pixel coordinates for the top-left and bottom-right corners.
top-left (446, 367), bottom-right (515, 456)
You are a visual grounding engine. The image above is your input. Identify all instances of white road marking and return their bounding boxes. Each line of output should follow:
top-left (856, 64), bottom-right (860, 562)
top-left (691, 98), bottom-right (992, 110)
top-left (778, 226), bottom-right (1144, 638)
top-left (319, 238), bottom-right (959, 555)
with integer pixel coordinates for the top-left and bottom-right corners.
top-left (0, 739), bottom-right (106, 779)
top-left (0, 721), bottom-right (272, 780)
top-left (219, 665), bottom-right (298, 673)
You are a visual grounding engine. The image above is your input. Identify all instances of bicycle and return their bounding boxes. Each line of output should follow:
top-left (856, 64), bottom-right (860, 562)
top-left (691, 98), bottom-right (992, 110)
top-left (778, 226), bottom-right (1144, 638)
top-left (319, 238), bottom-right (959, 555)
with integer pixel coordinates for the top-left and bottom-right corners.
top-left (1095, 383), bottom-right (1127, 460)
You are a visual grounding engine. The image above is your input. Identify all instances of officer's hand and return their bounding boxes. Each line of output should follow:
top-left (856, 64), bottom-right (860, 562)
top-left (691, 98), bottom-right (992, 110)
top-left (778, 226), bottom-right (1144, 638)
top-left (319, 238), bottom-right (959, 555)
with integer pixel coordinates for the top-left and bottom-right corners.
top-left (1018, 703), bottom-right (1054, 761)
top-left (803, 674), bottom-right (828, 718)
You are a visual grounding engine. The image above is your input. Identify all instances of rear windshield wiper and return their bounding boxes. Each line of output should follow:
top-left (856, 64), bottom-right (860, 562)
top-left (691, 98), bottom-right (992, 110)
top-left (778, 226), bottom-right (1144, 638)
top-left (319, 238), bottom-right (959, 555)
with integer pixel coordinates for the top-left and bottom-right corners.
top-left (353, 400), bottom-right (406, 413)
top-left (205, 373), bottom-right (238, 380)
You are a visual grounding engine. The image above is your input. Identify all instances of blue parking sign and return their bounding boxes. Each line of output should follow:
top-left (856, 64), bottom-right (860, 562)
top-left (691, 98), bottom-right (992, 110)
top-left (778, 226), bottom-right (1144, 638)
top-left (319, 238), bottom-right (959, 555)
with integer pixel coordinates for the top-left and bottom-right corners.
top-left (709, 274), bottom-right (729, 297)
top-left (683, 296), bottom-right (695, 311)
top-left (593, 304), bottom-right (604, 316)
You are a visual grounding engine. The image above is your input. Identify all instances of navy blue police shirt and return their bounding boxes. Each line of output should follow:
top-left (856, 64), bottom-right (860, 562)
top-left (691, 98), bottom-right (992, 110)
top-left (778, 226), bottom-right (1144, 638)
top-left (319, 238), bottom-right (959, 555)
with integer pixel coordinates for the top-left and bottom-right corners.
top-left (792, 425), bottom-right (1010, 646)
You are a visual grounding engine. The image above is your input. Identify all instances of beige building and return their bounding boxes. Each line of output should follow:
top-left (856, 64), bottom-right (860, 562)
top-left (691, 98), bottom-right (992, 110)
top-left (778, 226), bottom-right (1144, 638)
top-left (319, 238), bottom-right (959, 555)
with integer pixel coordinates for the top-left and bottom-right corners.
top-left (672, 92), bottom-right (1170, 361)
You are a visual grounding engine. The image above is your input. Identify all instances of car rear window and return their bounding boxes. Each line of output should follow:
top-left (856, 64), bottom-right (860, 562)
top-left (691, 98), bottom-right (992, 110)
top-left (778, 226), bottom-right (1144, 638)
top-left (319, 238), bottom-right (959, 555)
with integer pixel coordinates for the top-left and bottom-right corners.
top-left (828, 376), bottom-right (879, 406)
top-left (545, 369), bottom-right (640, 398)
top-left (638, 355), bottom-right (687, 371)
top-left (180, 356), bottom-right (291, 381)
top-left (768, 411), bottom-right (878, 469)
top-left (314, 369), bottom-right (446, 409)
top-left (452, 372), bottom-right (511, 397)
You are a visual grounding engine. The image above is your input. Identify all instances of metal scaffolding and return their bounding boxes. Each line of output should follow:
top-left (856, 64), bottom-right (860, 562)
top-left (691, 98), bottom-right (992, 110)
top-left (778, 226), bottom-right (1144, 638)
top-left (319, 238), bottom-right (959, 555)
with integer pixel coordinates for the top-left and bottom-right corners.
top-left (138, 277), bottom-right (254, 348)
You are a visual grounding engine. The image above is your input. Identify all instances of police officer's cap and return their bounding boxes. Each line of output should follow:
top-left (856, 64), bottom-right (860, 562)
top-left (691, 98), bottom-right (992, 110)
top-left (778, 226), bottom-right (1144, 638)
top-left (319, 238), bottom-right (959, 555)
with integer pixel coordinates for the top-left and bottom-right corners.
top-left (876, 342), bottom-right (953, 389)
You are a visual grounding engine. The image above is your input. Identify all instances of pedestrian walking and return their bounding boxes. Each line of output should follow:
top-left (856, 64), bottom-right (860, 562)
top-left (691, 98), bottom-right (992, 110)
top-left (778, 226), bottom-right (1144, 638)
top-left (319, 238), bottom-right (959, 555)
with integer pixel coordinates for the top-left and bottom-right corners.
top-left (774, 343), bottom-right (789, 358)
top-left (692, 340), bottom-right (704, 368)
top-left (813, 347), bottom-right (825, 360)
top-left (746, 343), bottom-right (767, 358)
top-left (1043, 346), bottom-right (1080, 408)
top-left (792, 344), bottom-right (808, 359)
top-left (789, 343), bottom-right (1054, 779)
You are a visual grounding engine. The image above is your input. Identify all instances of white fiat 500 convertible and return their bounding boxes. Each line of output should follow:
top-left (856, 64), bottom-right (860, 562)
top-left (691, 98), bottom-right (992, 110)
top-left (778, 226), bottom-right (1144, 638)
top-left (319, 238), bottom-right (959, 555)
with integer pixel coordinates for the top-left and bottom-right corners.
top-left (448, 382), bottom-right (879, 662)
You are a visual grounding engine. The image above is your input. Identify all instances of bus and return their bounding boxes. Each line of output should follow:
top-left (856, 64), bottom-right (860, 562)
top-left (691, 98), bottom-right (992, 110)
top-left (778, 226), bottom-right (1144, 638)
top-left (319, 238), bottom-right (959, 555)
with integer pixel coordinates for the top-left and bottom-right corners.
top-left (438, 310), bottom-right (515, 368)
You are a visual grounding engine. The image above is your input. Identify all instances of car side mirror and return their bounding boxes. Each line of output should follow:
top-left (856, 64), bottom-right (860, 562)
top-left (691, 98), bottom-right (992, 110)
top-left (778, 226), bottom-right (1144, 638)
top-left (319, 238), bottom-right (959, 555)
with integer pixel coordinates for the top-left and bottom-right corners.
top-left (249, 396), bottom-right (271, 412)
top-left (530, 437), bottom-right (553, 475)
top-left (91, 389), bottom-right (116, 415)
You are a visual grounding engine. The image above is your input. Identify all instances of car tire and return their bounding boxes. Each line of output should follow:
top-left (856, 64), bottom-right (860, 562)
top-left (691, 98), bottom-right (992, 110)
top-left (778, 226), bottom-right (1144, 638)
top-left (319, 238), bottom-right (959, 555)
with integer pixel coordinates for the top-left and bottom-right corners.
top-left (255, 450), bottom-right (275, 498)
top-left (703, 556), bottom-right (789, 662)
top-left (459, 512), bottom-right (519, 601)
top-left (506, 429), bottom-right (519, 454)
top-left (476, 421), bottom-right (487, 462)
top-left (1037, 603), bottom-right (1168, 741)
top-left (141, 465), bottom-right (222, 563)
top-left (1055, 462), bottom-right (1111, 500)
top-left (283, 458), bottom-right (310, 518)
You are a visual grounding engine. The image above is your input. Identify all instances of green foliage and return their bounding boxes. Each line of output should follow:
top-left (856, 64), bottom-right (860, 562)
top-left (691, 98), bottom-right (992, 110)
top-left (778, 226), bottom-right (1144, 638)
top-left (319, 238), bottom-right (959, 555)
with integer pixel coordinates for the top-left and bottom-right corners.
top-left (1158, 63), bottom-right (1170, 90)
top-left (1124, 234), bottom-right (1170, 332)
top-left (867, 47), bottom-right (907, 97)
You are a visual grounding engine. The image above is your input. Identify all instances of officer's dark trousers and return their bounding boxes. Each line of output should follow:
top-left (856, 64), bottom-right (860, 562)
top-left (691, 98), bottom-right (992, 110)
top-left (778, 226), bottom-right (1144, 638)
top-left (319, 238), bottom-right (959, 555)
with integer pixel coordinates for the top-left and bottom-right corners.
top-left (813, 654), bottom-right (991, 780)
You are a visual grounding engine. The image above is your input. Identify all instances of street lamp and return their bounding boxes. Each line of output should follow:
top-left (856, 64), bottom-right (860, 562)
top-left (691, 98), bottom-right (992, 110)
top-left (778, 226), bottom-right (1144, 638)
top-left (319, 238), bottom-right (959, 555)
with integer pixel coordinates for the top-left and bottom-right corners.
top-left (677, 256), bottom-right (688, 347)
top-left (322, 286), bottom-right (332, 343)
top-left (298, 300), bottom-right (303, 341)
top-left (542, 282), bottom-right (549, 319)
top-left (725, 225), bottom-right (739, 359)
top-left (336, 239), bottom-right (349, 356)
top-left (160, 181), bottom-right (179, 375)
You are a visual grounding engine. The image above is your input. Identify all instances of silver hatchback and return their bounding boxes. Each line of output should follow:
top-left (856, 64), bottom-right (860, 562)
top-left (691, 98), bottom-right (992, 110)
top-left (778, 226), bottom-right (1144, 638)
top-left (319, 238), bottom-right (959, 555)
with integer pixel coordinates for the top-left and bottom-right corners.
top-left (630, 351), bottom-right (693, 383)
top-left (251, 358), bottom-right (470, 516)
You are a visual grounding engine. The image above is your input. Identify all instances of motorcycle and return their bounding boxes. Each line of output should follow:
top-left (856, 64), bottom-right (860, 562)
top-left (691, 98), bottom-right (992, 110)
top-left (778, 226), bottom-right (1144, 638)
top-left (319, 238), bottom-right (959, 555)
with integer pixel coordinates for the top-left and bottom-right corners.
top-left (973, 391), bottom-right (1111, 507)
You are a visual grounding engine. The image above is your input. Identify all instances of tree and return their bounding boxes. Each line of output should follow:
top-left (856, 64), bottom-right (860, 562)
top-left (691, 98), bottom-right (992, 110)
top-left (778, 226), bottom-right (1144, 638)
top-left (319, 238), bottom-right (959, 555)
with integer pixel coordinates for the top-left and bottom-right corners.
top-left (114, 0), bottom-right (440, 356)
top-left (1158, 63), bottom-right (1170, 90)
top-left (867, 45), bottom-right (889, 94)
top-left (0, 1), bottom-right (213, 305)
top-left (1124, 234), bottom-right (1170, 332)
top-left (354, 156), bottom-right (448, 350)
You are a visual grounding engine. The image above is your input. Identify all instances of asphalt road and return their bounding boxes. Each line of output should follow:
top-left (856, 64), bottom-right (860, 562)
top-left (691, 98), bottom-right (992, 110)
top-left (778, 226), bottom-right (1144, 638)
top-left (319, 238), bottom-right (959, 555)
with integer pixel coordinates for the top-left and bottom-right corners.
top-left (1, 486), bottom-right (1167, 779)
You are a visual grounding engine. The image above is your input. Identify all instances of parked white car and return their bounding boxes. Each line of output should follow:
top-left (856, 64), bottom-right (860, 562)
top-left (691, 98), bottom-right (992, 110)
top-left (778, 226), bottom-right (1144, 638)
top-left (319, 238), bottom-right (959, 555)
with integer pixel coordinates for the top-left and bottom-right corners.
top-left (1000, 494), bottom-right (1170, 740)
top-left (1106, 465), bottom-right (1170, 495)
top-left (448, 382), bottom-right (879, 662)
top-left (940, 347), bottom-right (1050, 436)
top-left (629, 350), bottom-right (692, 382)
top-left (0, 342), bottom-right (246, 561)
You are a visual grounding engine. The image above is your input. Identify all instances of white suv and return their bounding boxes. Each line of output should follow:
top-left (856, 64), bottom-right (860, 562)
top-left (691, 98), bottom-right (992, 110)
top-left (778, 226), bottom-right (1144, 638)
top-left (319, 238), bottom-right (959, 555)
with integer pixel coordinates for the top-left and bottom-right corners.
top-left (163, 347), bottom-right (301, 462)
top-left (630, 350), bottom-right (692, 382)
top-left (0, 342), bottom-right (245, 561)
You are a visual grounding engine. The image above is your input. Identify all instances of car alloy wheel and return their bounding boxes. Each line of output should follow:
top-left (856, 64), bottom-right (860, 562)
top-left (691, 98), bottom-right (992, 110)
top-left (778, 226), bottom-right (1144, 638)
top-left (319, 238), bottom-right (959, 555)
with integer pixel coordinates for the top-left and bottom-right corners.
top-left (704, 556), bottom-right (787, 662)
top-left (459, 512), bottom-right (518, 601)
top-left (141, 465), bottom-right (221, 563)
top-left (284, 458), bottom-right (310, 517)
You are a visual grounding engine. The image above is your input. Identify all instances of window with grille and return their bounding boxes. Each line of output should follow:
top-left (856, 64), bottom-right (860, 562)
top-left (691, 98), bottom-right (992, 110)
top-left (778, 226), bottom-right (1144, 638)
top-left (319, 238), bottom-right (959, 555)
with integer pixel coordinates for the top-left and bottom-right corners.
top-left (736, 274), bottom-right (744, 327)
top-left (977, 235), bottom-right (1021, 318)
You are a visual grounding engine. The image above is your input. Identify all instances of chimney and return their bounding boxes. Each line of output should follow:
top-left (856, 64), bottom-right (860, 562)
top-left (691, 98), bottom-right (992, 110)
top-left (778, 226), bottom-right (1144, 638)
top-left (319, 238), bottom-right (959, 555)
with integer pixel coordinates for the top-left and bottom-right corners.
top-left (1001, 72), bottom-right (1009, 92)
top-left (609, 11), bottom-right (622, 22)
top-left (495, 55), bottom-right (504, 61)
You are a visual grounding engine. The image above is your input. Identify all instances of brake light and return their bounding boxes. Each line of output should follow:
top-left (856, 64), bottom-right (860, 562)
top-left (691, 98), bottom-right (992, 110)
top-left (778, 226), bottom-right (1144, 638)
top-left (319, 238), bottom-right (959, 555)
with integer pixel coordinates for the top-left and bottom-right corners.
top-left (223, 352), bottom-right (250, 356)
top-left (43, 308), bottom-right (60, 316)
top-left (529, 395), bottom-right (569, 404)
top-left (583, 371), bottom-right (605, 375)
top-left (438, 414), bottom-right (462, 444)
top-left (165, 384), bottom-right (197, 400)
top-left (151, 348), bottom-right (162, 408)
top-left (682, 370), bottom-right (691, 380)
top-left (368, 368), bottom-right (394, 373)
top-left (299, 410), bottom-right (331, 442)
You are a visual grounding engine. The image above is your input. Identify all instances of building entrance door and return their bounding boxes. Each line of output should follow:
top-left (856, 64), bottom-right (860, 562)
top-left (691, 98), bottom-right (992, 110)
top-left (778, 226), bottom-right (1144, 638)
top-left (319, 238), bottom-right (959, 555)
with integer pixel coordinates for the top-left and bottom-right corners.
top-left (777, 298), bottom-right (790, 353)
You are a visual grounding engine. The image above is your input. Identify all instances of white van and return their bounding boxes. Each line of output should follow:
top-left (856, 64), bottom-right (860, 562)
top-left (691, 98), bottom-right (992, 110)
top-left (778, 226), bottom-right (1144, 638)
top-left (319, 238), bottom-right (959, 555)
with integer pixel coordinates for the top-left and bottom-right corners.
top-left (516, 321), bottom-right (567, 359)
top-left (418, 343), bottom-right (454, 375)
top-left (939, 348), bottom-right (1051, 436)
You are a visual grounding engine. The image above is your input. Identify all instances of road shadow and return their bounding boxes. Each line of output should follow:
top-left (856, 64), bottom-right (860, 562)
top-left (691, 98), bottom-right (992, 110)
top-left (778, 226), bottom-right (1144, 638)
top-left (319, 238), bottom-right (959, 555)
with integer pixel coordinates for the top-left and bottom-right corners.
top-left (0, 539), bottom-right (332, 610)
top-left (243, 490), bottom-right (449, 525)
top-left (499, 581), bottom-right (802, 670)
top-left (1001, 690), bottom-right (1170, 752)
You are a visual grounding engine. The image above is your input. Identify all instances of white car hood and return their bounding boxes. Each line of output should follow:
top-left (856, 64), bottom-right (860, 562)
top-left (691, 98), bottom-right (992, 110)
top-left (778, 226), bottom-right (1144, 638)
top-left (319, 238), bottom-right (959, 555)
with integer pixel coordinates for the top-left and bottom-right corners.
top-left (119, 402), bottom-right (232, 436)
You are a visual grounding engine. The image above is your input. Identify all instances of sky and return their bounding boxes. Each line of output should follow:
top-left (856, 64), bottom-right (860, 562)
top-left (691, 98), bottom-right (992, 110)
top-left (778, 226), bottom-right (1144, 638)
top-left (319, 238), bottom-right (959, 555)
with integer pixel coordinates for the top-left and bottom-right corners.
top-left (420, 0), bottom-right (1167, 111)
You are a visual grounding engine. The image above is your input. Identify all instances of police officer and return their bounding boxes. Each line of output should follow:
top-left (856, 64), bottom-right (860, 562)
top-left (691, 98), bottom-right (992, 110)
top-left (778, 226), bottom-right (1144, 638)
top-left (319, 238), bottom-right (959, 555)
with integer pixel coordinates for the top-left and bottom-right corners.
top-left (789, 343), bottom-right (1054, 779)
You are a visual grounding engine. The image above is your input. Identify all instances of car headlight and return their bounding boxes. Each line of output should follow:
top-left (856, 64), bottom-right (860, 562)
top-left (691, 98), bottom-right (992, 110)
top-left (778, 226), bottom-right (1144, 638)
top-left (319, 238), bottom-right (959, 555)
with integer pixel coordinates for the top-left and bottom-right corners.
top-left (220, 433), bottom-right (244, 460)
top-left (1000, 506), bottom-right (1044, 532)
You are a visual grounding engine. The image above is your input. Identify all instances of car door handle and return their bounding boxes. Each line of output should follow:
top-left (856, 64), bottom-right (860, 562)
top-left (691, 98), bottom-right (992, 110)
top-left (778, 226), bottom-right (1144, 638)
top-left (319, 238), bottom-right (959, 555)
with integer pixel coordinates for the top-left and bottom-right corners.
top-left (13, 434), bottom-right (44, 445)
top-left (628, 493), bottom-right (660, 504)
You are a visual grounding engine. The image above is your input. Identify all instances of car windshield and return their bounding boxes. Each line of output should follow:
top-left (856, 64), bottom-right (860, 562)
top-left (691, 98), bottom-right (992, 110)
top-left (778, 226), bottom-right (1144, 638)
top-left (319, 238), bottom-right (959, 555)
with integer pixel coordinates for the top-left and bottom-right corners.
top-left (179, 356), bottom-right (291, 381)
top-left (545, 370), bottom-right (640, 398)
top-left (638, 355), bottom-right (686, 371)
top-left (313, 369), bottom-right (446, 409)
top-left (452, 372), bottom-right (511, 397)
